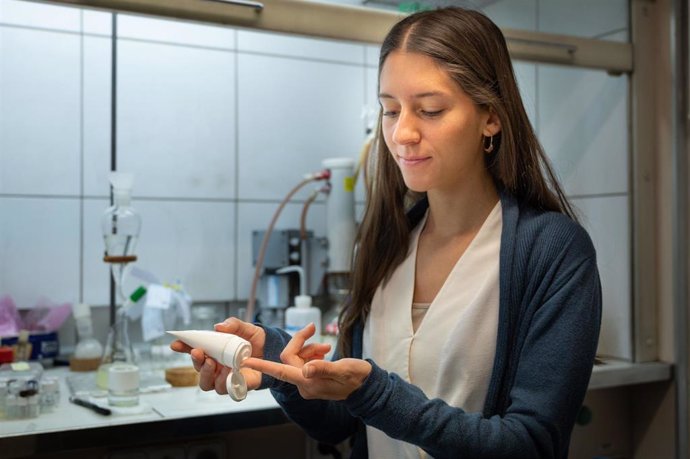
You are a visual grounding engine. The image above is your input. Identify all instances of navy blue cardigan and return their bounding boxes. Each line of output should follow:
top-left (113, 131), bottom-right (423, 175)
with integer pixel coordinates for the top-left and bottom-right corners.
top-left (260, 192), bottom-right (602, 458)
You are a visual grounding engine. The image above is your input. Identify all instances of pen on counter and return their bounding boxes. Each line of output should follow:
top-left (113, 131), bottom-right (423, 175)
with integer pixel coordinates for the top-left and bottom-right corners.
top-left (69, 396), bottom-right (112, 416)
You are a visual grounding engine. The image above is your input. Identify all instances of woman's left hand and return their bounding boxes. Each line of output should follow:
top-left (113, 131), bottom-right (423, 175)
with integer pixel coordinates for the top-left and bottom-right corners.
top-left (241, 323), bottom-right (372, 401)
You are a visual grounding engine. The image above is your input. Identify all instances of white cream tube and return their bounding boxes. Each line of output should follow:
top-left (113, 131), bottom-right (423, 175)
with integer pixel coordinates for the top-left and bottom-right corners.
top-left (167, 330), bottom-right (252, 401)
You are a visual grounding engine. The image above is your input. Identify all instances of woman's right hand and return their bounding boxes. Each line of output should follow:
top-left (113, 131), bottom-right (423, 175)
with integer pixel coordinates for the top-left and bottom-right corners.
top-left (170, 317), bottom-right (266, 394)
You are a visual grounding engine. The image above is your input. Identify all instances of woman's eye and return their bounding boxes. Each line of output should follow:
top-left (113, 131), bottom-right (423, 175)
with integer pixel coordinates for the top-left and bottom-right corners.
top-left (421, 109), bottom-right (444, 117)
top-left (382, 110), bottom-right (399, 118)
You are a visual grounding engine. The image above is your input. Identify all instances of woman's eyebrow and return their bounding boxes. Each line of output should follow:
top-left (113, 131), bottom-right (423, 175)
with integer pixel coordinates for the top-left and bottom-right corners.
top-left (378, 91), bottom-right (446, 99)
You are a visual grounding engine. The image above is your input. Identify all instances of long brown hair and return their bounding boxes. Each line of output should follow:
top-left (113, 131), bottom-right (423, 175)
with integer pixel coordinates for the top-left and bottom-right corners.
top-left (337, 7), bottom-right (576, 357)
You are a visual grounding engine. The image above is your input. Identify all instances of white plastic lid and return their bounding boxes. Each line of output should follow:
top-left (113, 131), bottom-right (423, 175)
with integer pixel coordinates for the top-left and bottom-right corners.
top-left (72, 303), bottom-right (92, 319)
top-left (222, 340), bottom-right (251, 401)
top-left (295, 295), bottom-right (312, 308)
top-left (226, 369), bottom-right (247, 401)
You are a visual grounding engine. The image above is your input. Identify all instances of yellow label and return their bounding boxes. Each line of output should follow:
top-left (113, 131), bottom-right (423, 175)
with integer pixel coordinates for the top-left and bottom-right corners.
top-left (343, 176), bottom-right (355, 192)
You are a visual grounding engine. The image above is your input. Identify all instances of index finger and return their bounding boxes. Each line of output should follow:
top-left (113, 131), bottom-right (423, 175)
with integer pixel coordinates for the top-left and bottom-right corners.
top-left (282, 323), bottom-right (316, 358)
top-left (242, 357), bottom-right (304, 385)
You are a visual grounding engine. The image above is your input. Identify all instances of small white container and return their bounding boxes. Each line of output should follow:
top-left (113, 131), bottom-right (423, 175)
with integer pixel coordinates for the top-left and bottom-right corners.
top-left (108, 363), bottom-right (140, 407)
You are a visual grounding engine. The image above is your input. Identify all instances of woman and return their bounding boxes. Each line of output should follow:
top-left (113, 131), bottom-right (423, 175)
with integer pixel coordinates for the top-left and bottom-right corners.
top-left (172, 7), bottom-right (601, 458)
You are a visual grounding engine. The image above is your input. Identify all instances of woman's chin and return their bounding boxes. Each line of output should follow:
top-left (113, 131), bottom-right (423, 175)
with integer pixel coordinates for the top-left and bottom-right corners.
top-left (402, 180), bottom-right (430, 193)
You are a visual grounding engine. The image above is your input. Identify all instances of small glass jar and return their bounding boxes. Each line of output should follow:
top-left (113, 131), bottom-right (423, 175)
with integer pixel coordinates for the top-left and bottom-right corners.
top-left (40, 376), bottom-right (60, 413)
top-left (107, 363), bottom-right (139, 407)
top-left (5, 379), bottom-right (40, 419)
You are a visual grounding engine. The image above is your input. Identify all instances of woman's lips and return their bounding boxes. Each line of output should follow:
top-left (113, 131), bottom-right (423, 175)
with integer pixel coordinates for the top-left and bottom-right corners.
top-left (398, 156), bottom-right (430, 166)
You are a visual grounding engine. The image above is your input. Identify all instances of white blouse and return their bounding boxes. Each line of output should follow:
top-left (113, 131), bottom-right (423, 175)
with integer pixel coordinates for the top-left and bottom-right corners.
top-left (362, 201), bottom-right (502, 458)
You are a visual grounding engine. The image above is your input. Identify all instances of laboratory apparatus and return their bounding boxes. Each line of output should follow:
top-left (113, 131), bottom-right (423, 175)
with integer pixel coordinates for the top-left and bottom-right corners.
top-left (99, 172), bottom-right (141, 388)
top-left (245, 169), bottom-right (331, 324)
top-left (248, 158), bottom-right (357, 343)
top-left (251, 228), bottom-right (317, 328)
top-left (167, 330), bottom-right (251, 401)
top-left (320, 158), bottom-right (357, 340)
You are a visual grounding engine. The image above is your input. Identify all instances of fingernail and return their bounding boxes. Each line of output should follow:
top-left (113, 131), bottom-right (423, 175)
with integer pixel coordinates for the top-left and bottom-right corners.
top-left (303, 365), bottom-right (314, 378)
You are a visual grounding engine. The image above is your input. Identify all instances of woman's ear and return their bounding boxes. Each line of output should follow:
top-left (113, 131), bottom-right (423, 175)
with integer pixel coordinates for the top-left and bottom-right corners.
top-left (483, 108), bottom-right (502, 137)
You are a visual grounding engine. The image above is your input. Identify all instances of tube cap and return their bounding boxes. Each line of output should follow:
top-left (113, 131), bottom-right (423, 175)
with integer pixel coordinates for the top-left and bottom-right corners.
top-left (226, 369), bottom-right (248, 401)
top-left (222, 340), bottom-right (251, 401)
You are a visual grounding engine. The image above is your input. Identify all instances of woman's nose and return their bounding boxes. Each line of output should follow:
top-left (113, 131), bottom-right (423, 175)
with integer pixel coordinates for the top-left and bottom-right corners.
top-left (391, 111), bottom-right (421, 145)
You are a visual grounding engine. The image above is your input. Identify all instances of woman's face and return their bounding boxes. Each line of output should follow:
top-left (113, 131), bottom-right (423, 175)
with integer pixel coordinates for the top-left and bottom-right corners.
top-left (379, 51), bottom-right (495, 194)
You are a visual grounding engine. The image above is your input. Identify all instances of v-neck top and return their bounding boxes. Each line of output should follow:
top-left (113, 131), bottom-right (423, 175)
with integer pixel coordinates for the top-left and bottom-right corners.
top-left (265, 191), bottom-right (602, 458)
top-left (362, 201), bottom-right (502, 458)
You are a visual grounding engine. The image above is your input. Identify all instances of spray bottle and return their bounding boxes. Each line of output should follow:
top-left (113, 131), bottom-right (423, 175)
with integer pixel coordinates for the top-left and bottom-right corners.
top-left (166, 330), bottom-right (251, 401)
top-left (279, 265), bottom-right (321, 345)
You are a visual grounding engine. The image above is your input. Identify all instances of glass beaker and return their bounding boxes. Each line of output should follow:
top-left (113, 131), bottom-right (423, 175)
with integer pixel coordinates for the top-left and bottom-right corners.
top-left (97, 307), bottom-right (136, 390)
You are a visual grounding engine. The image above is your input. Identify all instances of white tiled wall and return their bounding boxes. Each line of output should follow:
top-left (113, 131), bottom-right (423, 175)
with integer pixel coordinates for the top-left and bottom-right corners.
top-left (0, 0), bottom-right (631, 359)
top-left (0, 27), bottom-right (81, 196)
top-left (237, 52), bottom-right (366, 201)
top-left (117, 39), bottom-right (236, 199)
top-left (538, 64), bottom-right (628, 196)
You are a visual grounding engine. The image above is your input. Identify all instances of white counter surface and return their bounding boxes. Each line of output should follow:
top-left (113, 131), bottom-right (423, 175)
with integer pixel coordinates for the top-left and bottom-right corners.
top-left (0, 367), bottom-right (280, 439)
top-left (0, 358), bottom-right (673, 439)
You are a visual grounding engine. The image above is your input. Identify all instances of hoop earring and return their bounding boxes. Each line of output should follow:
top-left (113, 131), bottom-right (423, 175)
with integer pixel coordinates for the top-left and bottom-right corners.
top-left (483, 135), bottom-right (494, 153)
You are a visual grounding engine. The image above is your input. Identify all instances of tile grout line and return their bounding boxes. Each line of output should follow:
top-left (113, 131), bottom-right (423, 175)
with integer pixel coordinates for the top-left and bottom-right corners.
top-left (233, 29), bottom-right (240, 302)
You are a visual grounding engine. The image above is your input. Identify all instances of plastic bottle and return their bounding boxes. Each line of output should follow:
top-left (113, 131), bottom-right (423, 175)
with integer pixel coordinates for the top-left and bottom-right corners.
top-left (285, 295), bottom-right (321, 345)
top-left (277, 265), bottom-right (322, 345)
top-left (70, 303), bottom-right (103, 372)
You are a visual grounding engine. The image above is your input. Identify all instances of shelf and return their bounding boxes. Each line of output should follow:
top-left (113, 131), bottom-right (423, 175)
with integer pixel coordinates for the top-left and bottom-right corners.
top-left (36, 0), bottom-right (632, 72)
top-left (589, 359), bottom-right (672, 390)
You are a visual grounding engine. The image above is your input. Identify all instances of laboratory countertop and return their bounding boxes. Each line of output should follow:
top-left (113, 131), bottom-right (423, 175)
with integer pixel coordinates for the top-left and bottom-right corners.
top-left (0, 366), bottom-right (287, 457)
top-left (0, 358), bottom-right (673, 455)
top-left (1, 366), bottom-right (282, 437)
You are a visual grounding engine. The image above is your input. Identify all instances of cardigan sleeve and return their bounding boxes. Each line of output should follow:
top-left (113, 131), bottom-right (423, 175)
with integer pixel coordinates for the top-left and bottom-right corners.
top-left (258, 325), bottom-right (360, 445)
top-left (342, 227), bottom-right (602, 458)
